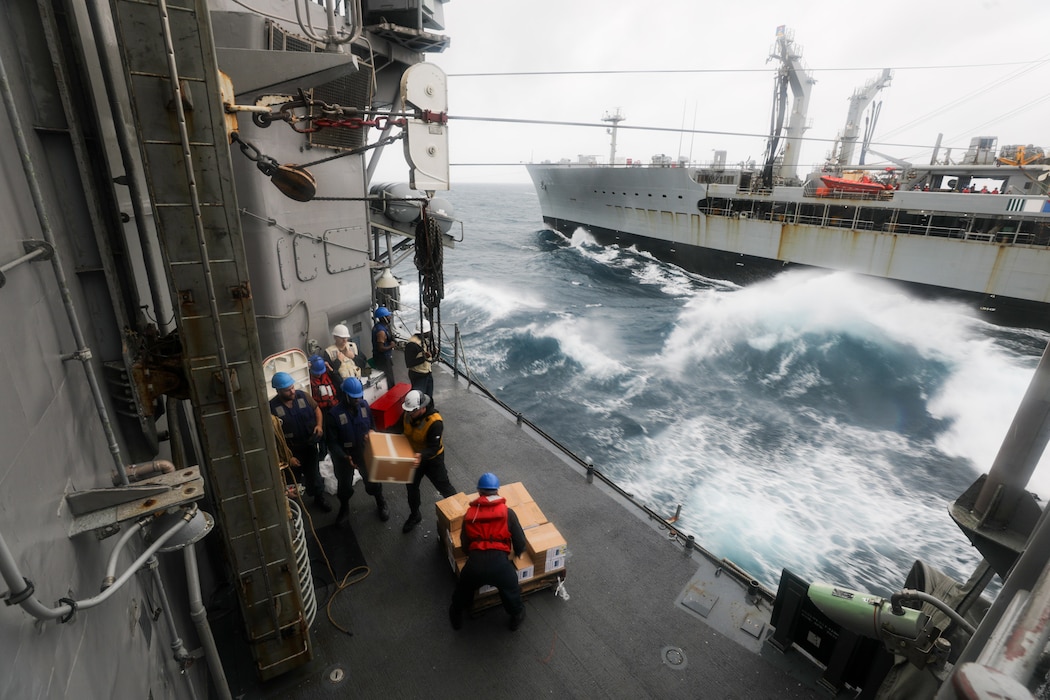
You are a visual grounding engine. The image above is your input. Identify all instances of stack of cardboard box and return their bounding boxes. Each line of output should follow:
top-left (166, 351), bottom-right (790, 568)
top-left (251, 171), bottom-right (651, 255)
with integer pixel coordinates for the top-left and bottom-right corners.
top-left (435, 482), bottom-right (567, 598)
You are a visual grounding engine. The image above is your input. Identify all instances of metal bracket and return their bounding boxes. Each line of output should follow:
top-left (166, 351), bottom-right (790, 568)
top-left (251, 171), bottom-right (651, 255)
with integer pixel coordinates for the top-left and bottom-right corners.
top-left (66, 466), bottom-right (205, 537)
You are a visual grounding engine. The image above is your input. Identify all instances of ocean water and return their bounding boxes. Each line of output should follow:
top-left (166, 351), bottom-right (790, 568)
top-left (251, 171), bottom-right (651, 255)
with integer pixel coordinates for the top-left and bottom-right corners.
top-left (395, 181), bottom-right (1050, 596)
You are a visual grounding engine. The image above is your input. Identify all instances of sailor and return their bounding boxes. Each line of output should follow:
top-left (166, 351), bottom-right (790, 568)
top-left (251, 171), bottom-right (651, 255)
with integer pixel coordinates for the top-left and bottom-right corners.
top-left (404, 319), bottom-right (435, 403)
top-left (398, 389), bottom-right (457, 533)
top-left (269, 371), bottom-right (331, 512)
top-left (325, 323), bottom-right (363, 381)
top-left (371, 307), bottom-right (397, 390)
top-left (449, 472), bottom-right (527, 632)
top-left (324, 376), bottom-right (390, 525)
top-left (308, 354), bottom-right (340, 412)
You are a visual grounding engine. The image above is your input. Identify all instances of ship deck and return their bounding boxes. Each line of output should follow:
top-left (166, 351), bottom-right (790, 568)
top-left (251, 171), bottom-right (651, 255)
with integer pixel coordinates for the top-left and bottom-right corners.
top-left (217, 360), bottom-right (830, 699)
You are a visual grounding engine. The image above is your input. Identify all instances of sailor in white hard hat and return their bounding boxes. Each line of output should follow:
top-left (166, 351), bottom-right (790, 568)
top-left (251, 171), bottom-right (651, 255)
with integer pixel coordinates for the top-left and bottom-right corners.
top-left (325, 323), bottom-right (362, 381)
top-left (397, 389), bottom-right (456, 533)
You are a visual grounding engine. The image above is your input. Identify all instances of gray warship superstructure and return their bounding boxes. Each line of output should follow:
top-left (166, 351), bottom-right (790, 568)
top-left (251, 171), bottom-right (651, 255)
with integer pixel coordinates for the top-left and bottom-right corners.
top-left (527, 28), bottom-right (1050, 326)
top-left (4, 6), bottom-right (1050, 700)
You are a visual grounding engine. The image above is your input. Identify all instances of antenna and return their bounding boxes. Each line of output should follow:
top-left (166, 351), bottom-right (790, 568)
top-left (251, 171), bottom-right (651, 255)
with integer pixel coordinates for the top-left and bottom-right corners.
top-left (602, 108), bottom-right (625, 165)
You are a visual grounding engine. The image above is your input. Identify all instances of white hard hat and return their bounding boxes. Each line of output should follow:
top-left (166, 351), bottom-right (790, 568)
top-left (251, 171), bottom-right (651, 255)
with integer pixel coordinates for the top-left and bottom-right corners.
top-left (415, 319), bottom-right (431, 334)
top-left (402, 390), bottom-right (429, 412)
top-left (332, 324), bottom-right (350, 338)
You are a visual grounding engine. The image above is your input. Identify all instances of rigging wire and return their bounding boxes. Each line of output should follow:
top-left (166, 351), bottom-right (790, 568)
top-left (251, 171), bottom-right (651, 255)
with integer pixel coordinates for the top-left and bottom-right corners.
top-left (446, 59), bottom-right (1050, 78)
top-left (444, 114), bottom-right (935, 152)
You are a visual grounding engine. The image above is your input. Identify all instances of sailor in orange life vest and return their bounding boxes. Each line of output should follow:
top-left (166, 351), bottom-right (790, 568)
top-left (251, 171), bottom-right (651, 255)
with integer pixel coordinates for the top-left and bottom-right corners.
top-left (449, 472), bottom-right (527, 631)
top-left (308, 354), bottom-right (340, 461)
top-left (397, 389), bottom-right (457, 533)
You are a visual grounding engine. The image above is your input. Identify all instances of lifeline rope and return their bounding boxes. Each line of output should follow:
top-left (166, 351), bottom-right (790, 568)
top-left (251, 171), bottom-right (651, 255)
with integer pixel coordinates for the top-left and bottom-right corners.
top-left (285, 464), bottom-right (370, 636)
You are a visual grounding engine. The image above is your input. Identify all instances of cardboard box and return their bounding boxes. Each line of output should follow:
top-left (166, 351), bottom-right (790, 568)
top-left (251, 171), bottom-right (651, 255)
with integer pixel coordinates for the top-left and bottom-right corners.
top-left (364, 432), bottom-right (417, 483)
top-left (445, 545), bottom-right (466, 574)
top-left (370, 382), bottom-right (411, 431)
top-left (526, 522), bottom-right (567, 574)
top-left (461, 482), bottom-right (532, 509)
top-left (513, 552), bottom-right (535, 582)
top-left (436, 493), bottom-right (471, 531)
top-left (511, 501), bottom-right (547, 530)
top-left (446, 528), bottom-right (464, 559)
top-left (498, 482), bottom-right (532, 508)
top-left (538, 553), bottom-right (566, 575)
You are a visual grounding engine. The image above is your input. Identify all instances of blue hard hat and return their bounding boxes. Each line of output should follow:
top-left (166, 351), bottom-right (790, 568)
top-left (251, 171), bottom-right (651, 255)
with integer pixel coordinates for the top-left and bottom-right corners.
top-left (271, 371), bottom-right (295, 390)
top-left (374, 306), bottom-right (392, 318)
top-left (477, 472), bottom-right (500, 491)
top-left (342, 376), bottom-right (364, 399)
top-left (309, 355), bottom-right (326, 375)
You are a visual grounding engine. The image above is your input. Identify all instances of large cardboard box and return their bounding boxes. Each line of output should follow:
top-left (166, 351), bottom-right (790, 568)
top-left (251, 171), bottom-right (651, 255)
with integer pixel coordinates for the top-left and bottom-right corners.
top-left (498, 482), bottom-right (532, 508)
top-left (511, 501), bottom-right (547, 530)
top-left (526, 522), bottom-right (568, 574)
top-left (364, 432), bottom-right (417, 483)
top-left (436, 493), bottom-right (471, 531)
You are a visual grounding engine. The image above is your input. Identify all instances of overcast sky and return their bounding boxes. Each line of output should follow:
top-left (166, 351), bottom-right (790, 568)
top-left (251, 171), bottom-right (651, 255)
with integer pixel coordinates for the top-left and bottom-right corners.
top-left (374, 0), bottom-right (1050, 185)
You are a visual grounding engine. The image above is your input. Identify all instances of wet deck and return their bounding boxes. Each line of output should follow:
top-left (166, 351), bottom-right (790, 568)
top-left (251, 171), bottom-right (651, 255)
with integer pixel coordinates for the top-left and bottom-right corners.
top-left (222, 361), bottom-right (829, 699)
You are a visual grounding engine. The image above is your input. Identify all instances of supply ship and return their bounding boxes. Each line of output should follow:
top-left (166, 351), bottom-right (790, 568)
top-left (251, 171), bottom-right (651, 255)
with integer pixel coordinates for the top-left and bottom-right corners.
top-left (3, 4), bottom-right (1050, 700)
top-left (527, 28), bottom-right (1050, 326)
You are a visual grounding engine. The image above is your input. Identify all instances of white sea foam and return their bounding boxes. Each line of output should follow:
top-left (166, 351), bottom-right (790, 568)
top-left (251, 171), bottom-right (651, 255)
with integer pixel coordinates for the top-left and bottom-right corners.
top-left (442, 277), bottom-right (546, 324)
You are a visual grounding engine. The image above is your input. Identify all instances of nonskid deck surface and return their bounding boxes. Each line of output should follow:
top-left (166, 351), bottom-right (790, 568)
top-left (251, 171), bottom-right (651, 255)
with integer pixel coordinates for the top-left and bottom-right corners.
top-left (223, 360), bottom-right (827, 699)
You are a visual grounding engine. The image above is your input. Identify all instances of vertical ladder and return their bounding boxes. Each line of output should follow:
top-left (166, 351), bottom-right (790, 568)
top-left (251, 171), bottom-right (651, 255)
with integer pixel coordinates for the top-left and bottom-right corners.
top-left (108, 0), bottom-right (310, 679)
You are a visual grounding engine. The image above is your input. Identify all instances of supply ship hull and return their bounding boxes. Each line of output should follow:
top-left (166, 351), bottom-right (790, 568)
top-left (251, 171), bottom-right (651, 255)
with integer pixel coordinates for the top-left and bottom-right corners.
top-left (526, 162), bottom-right (1050, 325)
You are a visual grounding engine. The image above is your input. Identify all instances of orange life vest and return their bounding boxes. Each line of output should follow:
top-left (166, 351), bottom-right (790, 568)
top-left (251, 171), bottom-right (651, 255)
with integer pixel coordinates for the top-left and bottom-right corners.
top-left (464, 496), bottom-right (511, 553)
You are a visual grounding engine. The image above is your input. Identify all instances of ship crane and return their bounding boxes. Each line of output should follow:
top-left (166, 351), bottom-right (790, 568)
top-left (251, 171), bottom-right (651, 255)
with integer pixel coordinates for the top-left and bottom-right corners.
top-left (762, 26), bottom-right (816, 187)
top-left (831, 68), bottom-right (892, 168)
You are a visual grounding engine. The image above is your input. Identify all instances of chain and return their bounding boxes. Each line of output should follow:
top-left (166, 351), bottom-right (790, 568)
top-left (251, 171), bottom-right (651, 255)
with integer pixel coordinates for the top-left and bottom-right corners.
top-left (230, 132), bottom-right (279, 177)
top-left (248, 89), bottom-right (443, 135)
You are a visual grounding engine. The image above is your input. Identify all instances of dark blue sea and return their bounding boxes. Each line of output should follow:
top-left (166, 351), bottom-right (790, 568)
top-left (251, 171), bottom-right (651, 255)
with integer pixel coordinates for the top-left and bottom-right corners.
top-left (396, 182), bottom-right (1050, 596)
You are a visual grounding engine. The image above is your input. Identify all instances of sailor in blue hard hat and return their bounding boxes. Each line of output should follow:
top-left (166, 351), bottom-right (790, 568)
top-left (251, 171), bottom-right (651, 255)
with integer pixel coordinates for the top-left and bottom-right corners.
top-left (323, 376), bottom-right (389, 525)
top-left (449, 472), bottom-right (527, 631)
top-left (371, 306), bottom-right (397, 390)
top-left (269, 371), bottom-right (331, 513)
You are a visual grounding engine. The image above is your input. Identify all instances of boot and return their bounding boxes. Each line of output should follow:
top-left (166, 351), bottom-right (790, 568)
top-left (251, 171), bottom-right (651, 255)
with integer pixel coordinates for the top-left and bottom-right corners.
top-left (509, 607), bottom-right (526, 631)
top-left (376, 498), bottom-right (390, 522)
top-left (401, 511), bottom-right (422, 533)
top-left (335, 501), bottom-right (349, 526)
top-left (313, 494), bottom-right (332, 513)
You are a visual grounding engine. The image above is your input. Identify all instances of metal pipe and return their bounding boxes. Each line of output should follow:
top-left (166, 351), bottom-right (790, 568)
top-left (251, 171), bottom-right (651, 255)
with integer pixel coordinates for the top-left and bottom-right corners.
top-left (167, 396), bottom-right (187, 469)
top-left (102, 519), bottom-right (147, 588)
top-left (0, 50), bottom-right (130, 487)
top-left (0, 245), bottom-right (49, 279)
top-left (118, 459), bottom-right (177, 484)
top-left (0, 509), bottom-right (191, 621)
top-left (85, 0), bottom-right (175, 334)
top-left (148, 556), bottom-right (199, 700)
top-left (184, 544), bottom-right (233, 700)
top-left (974, 341), bottom-right (1050, 518)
